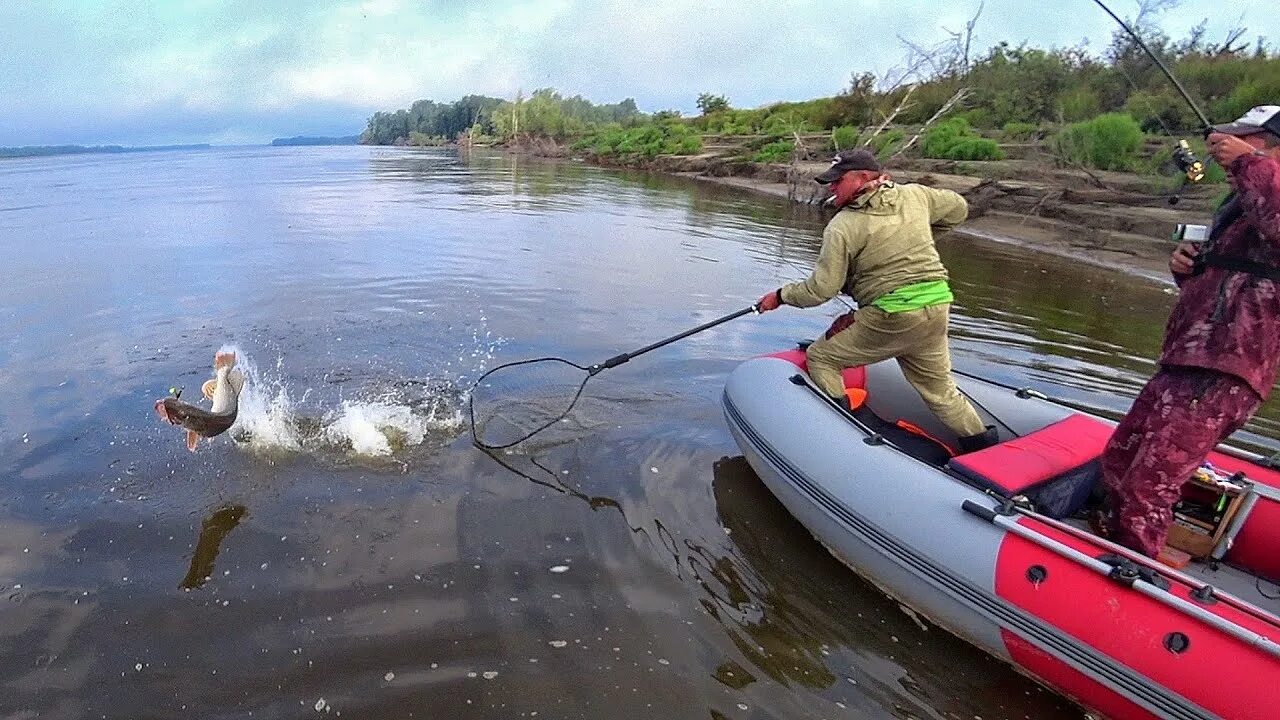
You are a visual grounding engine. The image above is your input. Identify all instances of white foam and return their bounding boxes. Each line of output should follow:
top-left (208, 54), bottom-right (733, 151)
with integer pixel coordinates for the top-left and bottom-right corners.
top-left (323, 399), bottom-right (461, 457)
top-left (215, 340), bottom-right (479, 459)
top-left (228, 349), bottom-right (303, 452)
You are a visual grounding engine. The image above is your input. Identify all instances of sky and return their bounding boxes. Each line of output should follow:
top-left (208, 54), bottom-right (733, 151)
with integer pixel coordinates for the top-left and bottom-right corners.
top-left (1, 0), bottom-right (1276, 146)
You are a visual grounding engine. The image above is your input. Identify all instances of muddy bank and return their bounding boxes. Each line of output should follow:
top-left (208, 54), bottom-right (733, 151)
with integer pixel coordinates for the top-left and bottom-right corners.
top-left (569, 147), bottom-right (1227, 284)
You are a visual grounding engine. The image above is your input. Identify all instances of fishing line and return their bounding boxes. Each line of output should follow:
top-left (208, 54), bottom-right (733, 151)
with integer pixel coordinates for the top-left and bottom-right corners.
top-left (1089, 0), bottom-right (1212, 132)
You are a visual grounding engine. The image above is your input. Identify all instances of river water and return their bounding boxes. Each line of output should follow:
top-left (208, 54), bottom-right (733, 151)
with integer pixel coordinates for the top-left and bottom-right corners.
top-left (1, 146), bottom-right (1276, 719)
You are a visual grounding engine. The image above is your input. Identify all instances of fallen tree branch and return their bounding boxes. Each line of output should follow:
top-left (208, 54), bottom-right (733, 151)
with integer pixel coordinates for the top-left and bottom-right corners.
top-left (889, 87), bottom-right (970, 162)
top-left (862, 85), bottom-right (916, 148)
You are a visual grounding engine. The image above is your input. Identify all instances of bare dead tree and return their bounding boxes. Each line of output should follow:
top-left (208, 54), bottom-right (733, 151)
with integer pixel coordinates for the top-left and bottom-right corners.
top-left (896, 36), bottom-right (949, 80)
top-left (878, 48), bottom-right (934, 95)
top-left (888, 87), bottom-right (971, 162)
top-left (1134, 0), bottom-right (1181, 29)
top-left (1180, 20), bottom-right (1207, 53)
top-left (1210, 16), bottom-right (1248, 56)
top-left (940, 0), bottom-right (984, 74)
top-left (897, 1), bottom-right (985, 80)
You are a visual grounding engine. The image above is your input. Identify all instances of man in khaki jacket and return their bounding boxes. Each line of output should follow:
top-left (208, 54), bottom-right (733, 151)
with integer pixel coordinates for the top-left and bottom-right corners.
top-left (756, 149), bottom-right (995, 452)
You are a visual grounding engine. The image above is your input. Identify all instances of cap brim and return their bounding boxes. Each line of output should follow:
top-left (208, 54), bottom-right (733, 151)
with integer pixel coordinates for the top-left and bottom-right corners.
top-left (814, 166), bottom-right (845, 184)
top-left (1211, 122), bottom-right (1266, 136)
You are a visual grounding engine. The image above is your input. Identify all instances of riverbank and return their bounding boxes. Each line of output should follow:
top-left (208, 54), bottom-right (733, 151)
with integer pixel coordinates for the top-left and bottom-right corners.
top-left (530, 139), bottom-right (1228, 284)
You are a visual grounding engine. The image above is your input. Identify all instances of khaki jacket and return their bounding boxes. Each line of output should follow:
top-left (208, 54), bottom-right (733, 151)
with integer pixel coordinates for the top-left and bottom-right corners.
top-left (781, 183), bottom-right (968, 308)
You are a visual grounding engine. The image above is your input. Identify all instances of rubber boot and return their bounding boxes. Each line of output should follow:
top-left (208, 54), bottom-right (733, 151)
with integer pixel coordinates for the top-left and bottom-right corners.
top-left (957, 425), bottom-right (998, 453)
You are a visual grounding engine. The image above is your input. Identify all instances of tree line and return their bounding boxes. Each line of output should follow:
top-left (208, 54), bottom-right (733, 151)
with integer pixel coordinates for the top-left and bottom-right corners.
top-left (359, 91), bottom-right (642, 146)
top-left (359, 2), bottom-right (1278, 146)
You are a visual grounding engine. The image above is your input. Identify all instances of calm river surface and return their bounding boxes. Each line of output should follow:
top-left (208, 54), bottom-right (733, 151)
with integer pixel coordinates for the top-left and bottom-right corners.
top-left (2, 146), bottom-right (1276, 719)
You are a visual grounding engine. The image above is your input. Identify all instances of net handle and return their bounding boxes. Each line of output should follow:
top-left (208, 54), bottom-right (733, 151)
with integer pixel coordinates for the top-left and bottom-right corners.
top-left (589, 305), bottom-right (758, 375)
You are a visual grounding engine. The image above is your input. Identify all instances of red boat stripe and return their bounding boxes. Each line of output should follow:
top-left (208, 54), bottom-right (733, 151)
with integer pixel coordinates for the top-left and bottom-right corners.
top-left (1000, 630), bottom-right (1159, 720)
top-left (995, 518), bottom-right (1278, 719)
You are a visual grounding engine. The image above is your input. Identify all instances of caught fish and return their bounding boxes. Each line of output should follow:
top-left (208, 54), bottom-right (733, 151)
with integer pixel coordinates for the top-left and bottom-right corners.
top-left (154, 351), bottom-right (246, 451)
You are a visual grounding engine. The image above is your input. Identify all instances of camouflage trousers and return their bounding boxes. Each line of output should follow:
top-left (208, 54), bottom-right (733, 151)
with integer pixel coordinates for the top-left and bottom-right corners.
top-left (1099, 367), bottom-right (1262, 558)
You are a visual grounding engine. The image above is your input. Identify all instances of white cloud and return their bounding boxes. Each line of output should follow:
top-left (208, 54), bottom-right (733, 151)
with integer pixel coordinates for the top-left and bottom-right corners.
top-left (0, 0), bottom-right (1277, 145)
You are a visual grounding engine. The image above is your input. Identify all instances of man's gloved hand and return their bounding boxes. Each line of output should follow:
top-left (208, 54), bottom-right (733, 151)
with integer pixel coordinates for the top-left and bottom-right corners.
top-left (756, 289), bottom-right (784, 313)
top-left (824, 310), bottom-right (857, 339)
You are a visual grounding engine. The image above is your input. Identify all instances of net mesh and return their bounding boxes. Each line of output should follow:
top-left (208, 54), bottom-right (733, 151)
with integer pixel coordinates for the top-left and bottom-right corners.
top-left (469, 358), bottom-right (592, 450)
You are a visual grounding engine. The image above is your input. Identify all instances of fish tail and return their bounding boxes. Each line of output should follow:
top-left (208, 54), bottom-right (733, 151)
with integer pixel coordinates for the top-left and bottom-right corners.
top-left (214, 351), bottom-right (236, 370)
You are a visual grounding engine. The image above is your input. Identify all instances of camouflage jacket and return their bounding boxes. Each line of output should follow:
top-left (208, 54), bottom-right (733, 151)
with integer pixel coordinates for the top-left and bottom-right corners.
top-left (1160, 154), bottom-right (1280, 399)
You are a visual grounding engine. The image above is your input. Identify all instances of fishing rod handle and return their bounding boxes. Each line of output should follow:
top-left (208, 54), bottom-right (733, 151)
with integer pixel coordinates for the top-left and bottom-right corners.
top-left (598, 305), bottom-right (759, 371)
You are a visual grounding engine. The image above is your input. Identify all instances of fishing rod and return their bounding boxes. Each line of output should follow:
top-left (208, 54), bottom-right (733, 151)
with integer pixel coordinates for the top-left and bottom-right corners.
top-left (1090, 0), bottom-right (1212, 131)
top-left (1090, 0), bottom-right (1211, 189)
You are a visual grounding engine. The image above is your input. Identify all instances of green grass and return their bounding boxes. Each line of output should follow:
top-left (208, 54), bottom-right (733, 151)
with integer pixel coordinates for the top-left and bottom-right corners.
top-left (580, 123), bottom-right (703, 158)
top-left (921, 118), bottom-right (1003, 161)
top-left (753, 140), bottom-right (794, 163)
top-left (867, 128), bottom-right (906, 158)
top-left (1050, 113), bottom-right (1143, 171)
top-left (1001, 121), bottom-right (1039, 140)
top-left (831, 125), bottom-right (859, 150)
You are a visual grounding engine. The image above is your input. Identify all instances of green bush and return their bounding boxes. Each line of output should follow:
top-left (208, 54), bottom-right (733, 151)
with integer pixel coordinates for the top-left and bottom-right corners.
top-left (675, 135), bottom-right (703, 155)
top-left (1057, 85), bottom-right (1101, 123)
top-left (1123, 89), bottom-right (1201, 134)
top-left (831, 125), bottom-right (860, 150)
top-left (958, 107), bottom-right (995, 129)
top-left (761, 112), bottom-right (813, 138)
top-left (920, 118), bottom-right (1004, 161)
top-left (753, 140), bottom-right (795, 163)
top-left (1001, 122), bottom-right (1039, 141)
top-left (1218, 75), bottom-right (1280, 125)
top-left (867, 128), bottom-right (905, 158)
top-left (700, 109), bottom-right (760, 135)
top-left (583, 122), bottom-right (702, 158)
top-left (1050, 112), bottom-right (1143, 171)
top-left (921, 117), bottom-right (970, 157)
top-left (945, 137), bottom-right (1004, 160)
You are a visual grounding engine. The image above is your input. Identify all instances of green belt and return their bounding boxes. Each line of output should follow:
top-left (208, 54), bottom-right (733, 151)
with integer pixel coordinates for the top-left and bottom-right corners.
top-left (870, 279), bottom-right (954, 313)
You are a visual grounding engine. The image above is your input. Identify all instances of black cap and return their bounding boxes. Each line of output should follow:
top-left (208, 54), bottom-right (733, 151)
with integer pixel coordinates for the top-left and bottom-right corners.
top-left (815, 149), bottom-right (882, 184)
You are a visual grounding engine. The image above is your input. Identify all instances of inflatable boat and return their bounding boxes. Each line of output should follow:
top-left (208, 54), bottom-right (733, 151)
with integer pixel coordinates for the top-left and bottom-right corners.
top-left (723, 349), bottom-right (1280, 720)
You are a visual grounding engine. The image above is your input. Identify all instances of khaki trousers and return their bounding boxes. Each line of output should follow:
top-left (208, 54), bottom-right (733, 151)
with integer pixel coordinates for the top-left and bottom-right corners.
top-left (804, 304), bottom-right (986, 437)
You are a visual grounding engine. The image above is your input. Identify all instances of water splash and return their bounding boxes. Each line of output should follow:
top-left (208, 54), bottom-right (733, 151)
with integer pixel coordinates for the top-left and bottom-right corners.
top-left (322, 389), bottom-right (463, 457)
top-left (215, 332), bottom-right (495, 459)
top-left (229, 349), bottom-right (305, 453)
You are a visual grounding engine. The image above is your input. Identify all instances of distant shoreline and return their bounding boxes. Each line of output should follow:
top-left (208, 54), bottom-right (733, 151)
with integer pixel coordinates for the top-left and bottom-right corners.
top-left (270, 135), bottom-right (359, 146)
top-left (0, 143), bottom-right (211, 159)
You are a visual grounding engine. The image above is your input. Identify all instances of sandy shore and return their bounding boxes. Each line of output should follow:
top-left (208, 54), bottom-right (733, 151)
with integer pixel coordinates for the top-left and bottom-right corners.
top-left (575, 149), bottom-right (1226, 286)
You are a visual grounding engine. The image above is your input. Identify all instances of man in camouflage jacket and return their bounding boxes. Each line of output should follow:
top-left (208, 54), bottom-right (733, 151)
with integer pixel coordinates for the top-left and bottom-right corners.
top-left (1099, 106), bottom-right (1280, 558)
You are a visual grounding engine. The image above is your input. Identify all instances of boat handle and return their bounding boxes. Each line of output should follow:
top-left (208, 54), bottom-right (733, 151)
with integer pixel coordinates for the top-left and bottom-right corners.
top-left (961, 500), bottom-right (1280, 660)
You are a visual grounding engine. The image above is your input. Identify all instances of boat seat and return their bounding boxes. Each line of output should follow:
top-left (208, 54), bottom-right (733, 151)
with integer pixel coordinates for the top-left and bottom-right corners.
top-left (948, 414), bottom-right (1113, 518)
